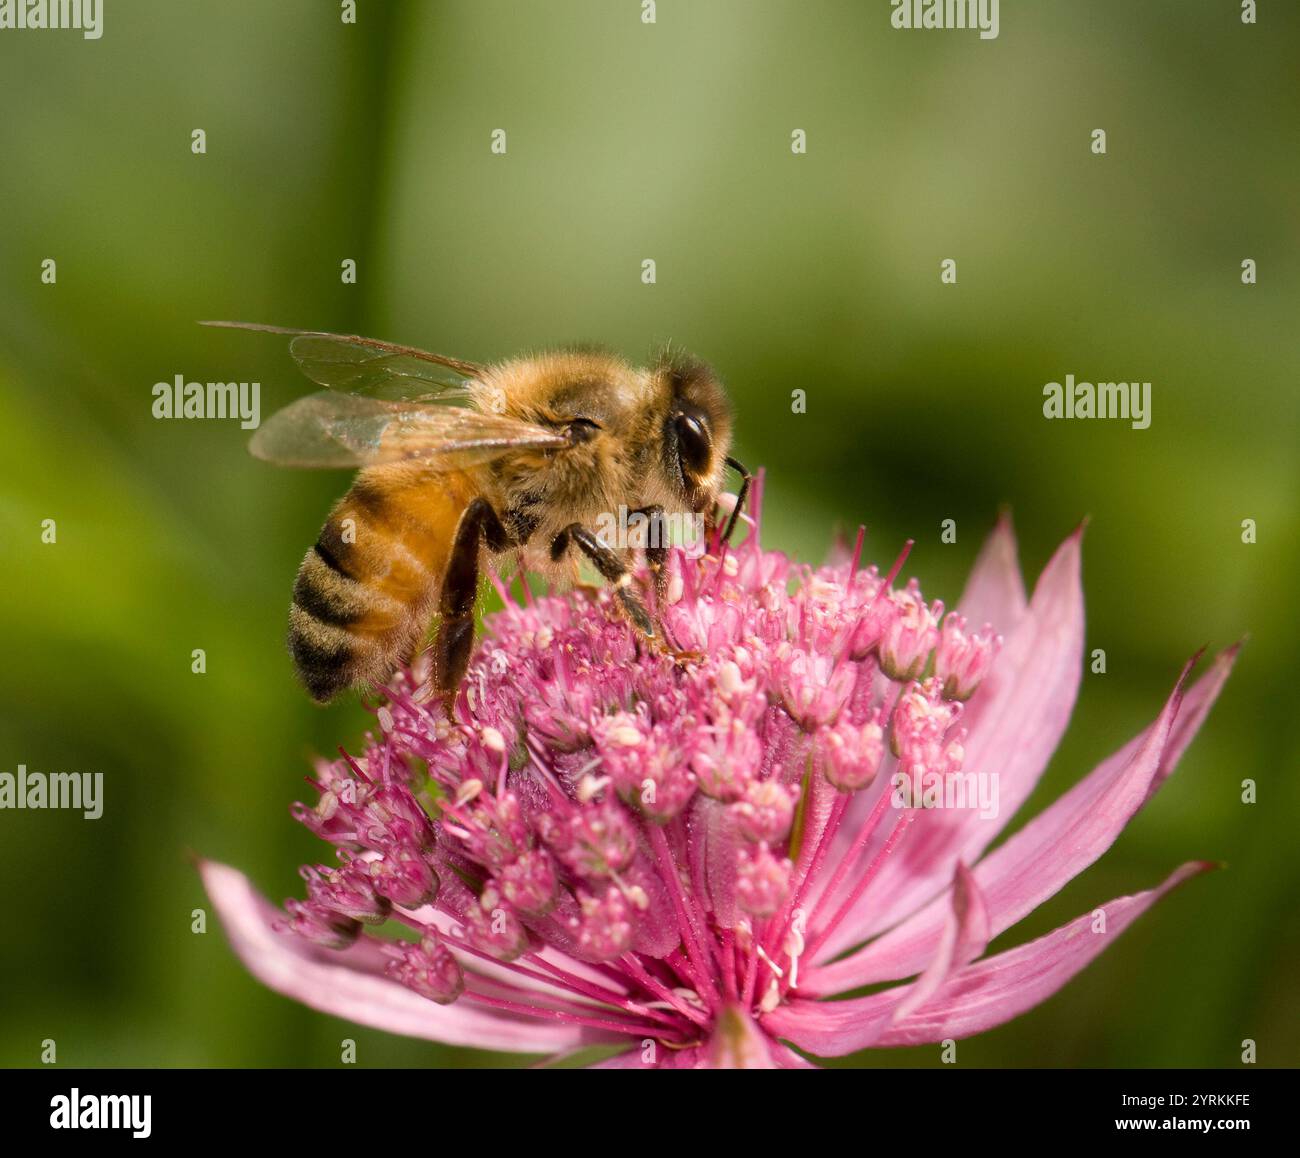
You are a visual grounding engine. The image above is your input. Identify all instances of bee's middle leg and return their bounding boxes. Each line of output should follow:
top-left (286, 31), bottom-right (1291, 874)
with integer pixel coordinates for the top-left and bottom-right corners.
top-left (432, 497), bottom-right (513, 715)
top-left (550, 523), bottom-right (656, 642)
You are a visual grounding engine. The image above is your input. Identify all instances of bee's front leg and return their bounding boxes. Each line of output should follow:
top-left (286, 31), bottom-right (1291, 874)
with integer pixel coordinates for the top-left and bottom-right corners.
top-left (627, 504), bottom-right (669, 607)
top-left (432, 497), bottom-right (514, 719)
top-left (550, 523), bottom-right (657, 643)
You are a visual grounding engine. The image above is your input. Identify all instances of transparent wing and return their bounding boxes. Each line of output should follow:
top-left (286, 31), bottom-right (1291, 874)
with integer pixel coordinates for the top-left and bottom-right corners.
top-left (249, 392), bottom-right (568, 470)
top-left (200, 320), bottom-right (484, 402)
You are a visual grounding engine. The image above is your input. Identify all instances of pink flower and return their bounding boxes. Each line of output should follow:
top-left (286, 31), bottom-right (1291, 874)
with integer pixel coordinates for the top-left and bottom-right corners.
top-left (201, 480), bottom-right (1236, 1067)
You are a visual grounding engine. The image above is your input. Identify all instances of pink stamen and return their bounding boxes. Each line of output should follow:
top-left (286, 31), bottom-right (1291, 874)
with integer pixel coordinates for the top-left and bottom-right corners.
top-left (460, 982), bottom-right (678, 1040)
top-left (647, 824), bottom-right (721, 1010)
top-left (849, 524), bottom-right (866, 576)
top-left (804, 810), bottom-right (916, 965)
top-left (619, 954), bottom-right (712, 1029)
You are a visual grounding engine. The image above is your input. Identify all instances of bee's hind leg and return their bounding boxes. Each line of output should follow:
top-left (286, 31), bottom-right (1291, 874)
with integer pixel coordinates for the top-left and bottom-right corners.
top-left (432, 498), bottom-right (513, 720)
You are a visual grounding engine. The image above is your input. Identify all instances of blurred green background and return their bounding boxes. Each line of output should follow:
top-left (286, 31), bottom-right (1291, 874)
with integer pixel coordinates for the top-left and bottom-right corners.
top-left (1, 0), bottom-right (1296, 1068)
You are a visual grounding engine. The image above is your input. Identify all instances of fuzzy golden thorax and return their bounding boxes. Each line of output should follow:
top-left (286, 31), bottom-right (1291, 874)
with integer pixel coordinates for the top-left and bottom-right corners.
top-left (471, 347), bottom-right (733, 539)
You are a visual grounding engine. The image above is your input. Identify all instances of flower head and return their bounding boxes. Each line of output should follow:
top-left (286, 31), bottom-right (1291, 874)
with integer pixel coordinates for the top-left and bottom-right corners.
top-left (202, 479), bottom-right (1237, 1067)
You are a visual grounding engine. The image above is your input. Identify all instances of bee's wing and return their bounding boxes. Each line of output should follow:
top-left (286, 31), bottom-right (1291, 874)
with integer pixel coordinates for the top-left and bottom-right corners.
top-left (249, 392), bottom-right (568, 470)
top-left (200, 320), bottom-right (483, 402)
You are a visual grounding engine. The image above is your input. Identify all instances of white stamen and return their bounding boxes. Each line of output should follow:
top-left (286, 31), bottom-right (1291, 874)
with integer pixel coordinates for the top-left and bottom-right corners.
top-left (756, 944), bottom-right (784, 978)
top-left (577, 774), bottom-right (611, 803)
top-left (455, 779), bottom-right (483, 807)
top-left (717, 660), bottom-right (752, 699)
top-left (671, 987), bottom-right (708, 1012)
top-left (784, 910), bottom-right (807, 990)
top-left (606, 724), bottom-right (643, 747)
top-left (611, 870), bottom-right (651, 911)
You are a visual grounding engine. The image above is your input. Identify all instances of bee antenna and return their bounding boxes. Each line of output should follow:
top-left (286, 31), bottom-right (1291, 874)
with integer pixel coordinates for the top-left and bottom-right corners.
top-left (721, 455), bottom-right (752, 546)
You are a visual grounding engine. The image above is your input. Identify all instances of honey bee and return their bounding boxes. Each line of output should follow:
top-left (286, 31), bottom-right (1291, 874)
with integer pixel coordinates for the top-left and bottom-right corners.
top-left (202, 321), bottom-right (749, 712)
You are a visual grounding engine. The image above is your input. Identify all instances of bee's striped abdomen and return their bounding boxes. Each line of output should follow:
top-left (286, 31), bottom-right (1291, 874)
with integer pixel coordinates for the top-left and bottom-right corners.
top-left (288, 533), bottom-right (372, 701)
top-left (287, 467), bottom-right (474, 703)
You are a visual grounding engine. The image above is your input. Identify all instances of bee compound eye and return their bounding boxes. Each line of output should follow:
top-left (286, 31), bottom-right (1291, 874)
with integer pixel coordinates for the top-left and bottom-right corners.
top-left (566, 418), bottom-right (600, 444)
top-left (674, 411), bottom-right (712, 477)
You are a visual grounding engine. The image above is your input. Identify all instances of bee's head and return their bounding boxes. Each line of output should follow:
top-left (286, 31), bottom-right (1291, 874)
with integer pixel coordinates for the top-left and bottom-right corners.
top-left (655, 351), bottom-right (733, 512)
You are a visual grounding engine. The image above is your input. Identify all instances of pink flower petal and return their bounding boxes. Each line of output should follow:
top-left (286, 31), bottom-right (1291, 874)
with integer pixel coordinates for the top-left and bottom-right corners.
top-left (767, 861), bottom-right (1213, 1056)
top-left (805, 645), bottom-right (1234, 995)
top-left (1143, 641), bottom-right (1240, 802)
top-left (877, 860), bottom-right (1215, 1047)
top-left (200, 860), bottom-right (601, 1055)
top-left (815, 529), bottom-right (1085, 959)
top-left (957, 512), bottom-right (1028, 632)
top-left (889, 861), bottom-right (989, 1022)
top-left (771, 1043), bottom-right (819, 1068)
top-left (594, 1048), bottom-right (657, 1068)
